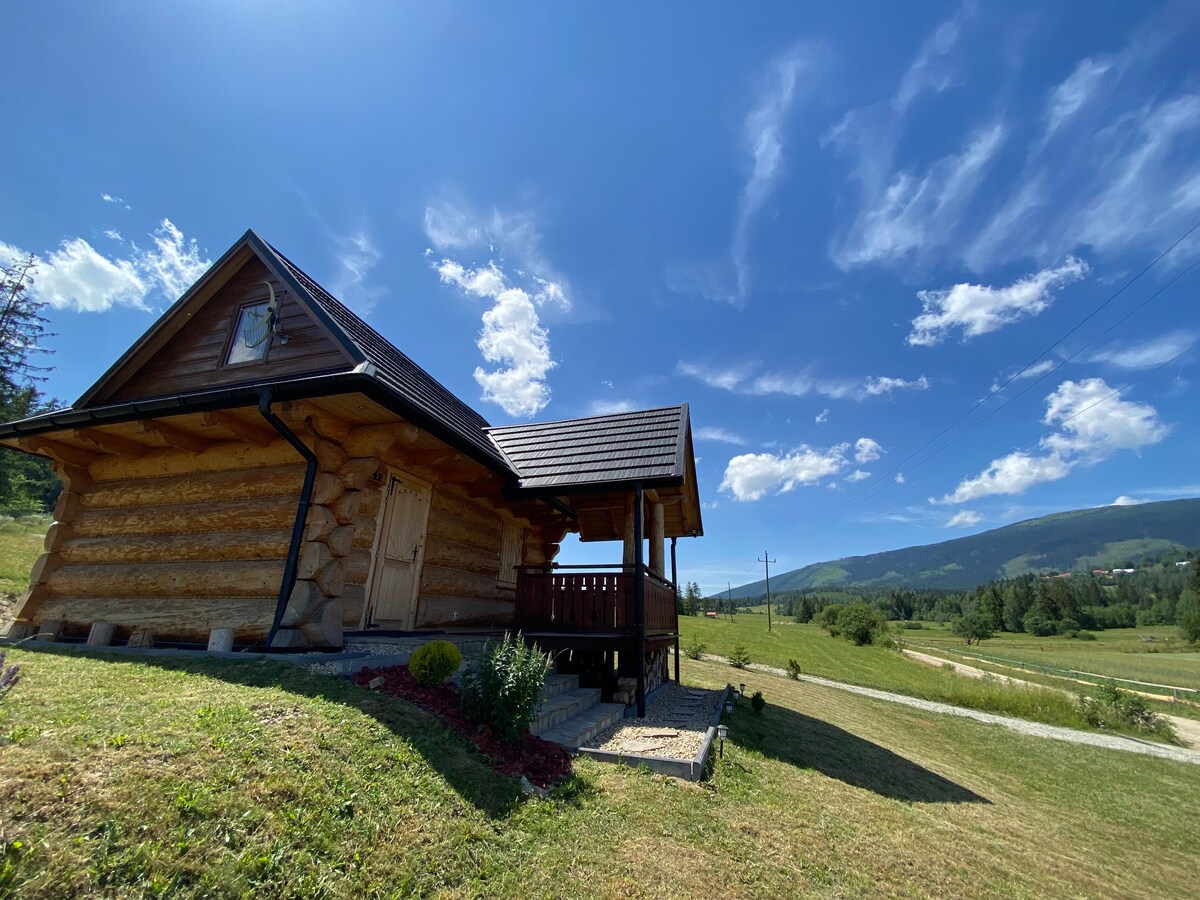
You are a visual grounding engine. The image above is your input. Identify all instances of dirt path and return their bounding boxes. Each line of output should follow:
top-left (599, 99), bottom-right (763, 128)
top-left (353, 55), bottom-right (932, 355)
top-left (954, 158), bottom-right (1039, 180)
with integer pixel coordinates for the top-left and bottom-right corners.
top-left (901, 648), bottom-right (1200, 750)
top-left (702, 654), bottom-right (1200, 766)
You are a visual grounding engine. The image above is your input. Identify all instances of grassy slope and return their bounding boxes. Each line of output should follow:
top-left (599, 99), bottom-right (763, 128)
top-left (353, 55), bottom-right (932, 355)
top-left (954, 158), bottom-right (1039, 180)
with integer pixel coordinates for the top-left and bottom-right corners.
top-left (679, 616), bottom-right (1195, 737)
top-left (0, 649), bottom-right (1196, 899)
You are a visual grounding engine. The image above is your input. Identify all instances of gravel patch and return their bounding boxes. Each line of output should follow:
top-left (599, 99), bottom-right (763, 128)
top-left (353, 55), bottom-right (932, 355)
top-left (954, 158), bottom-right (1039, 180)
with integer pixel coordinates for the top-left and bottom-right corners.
top-left (703, 655), bottom-right (1200, 767)
top-left (587, 682), bottom-right (722, 759)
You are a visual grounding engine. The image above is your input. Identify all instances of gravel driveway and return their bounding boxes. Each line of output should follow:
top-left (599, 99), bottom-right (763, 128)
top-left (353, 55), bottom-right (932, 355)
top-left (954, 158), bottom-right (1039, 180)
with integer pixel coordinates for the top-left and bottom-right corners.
top-left (703, 654), bottom-right (1200, 767)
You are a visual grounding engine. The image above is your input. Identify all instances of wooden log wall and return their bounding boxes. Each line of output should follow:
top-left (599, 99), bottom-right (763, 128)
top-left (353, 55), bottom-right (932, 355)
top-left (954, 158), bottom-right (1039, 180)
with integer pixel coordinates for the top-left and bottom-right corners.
top-left (15, 410), bottom-right (566, 646)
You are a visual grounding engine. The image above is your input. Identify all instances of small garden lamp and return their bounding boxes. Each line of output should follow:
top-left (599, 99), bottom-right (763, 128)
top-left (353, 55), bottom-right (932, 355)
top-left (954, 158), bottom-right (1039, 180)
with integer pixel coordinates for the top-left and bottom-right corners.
top-left (717, 723), bottom-right (728, 759)
top-left (739, 682), bottom-right (746, 698)
top-left (724, 699), bottom-right (734, 716)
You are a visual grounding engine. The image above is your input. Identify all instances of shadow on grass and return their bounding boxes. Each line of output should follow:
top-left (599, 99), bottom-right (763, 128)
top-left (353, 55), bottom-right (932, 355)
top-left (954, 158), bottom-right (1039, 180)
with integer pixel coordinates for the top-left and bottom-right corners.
top-left (725, 700), bottom-right (990, 804)
top-left (10, 643), bottom-right (588, 820)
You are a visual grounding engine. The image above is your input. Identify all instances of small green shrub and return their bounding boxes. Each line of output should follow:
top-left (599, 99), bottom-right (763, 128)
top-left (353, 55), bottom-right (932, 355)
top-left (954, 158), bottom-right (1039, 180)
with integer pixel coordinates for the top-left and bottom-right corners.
top-left (1076, 681), bottom-right (1177, 742)
top-left (837, 601), bottom-right (886, 646)
top-left (684, 637), bottom-right (707, 660)
top-left (728, 644), bottom-right (750, 669)
top-left (407, 640), bottom-right (462, 686)
top-left (460, 633), bottom-right (551, 743)
top-left (901, 621), bottom-right (924, 630)
top-left (814, 604), bottom-right (842, 635)
top-left (750, 691), bottom-right (765, 715)
top-left (785, 658), bottom-right (801, 680)
top-left (1064, 629), bottom-right (1097, 641)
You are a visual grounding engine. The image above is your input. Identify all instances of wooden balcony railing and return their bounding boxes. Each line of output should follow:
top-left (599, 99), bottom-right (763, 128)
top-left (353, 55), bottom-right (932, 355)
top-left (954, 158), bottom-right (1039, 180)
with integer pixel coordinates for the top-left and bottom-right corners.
top-left (514, 564), bottom-right (678, 636)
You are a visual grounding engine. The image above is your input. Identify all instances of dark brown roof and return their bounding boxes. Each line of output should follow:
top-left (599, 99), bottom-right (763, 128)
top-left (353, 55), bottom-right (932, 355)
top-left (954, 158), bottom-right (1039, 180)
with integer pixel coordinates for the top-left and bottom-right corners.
top-left (259, 239), bottom-right (510, 471)
top-left (488, 405), bottom-right (691, 491)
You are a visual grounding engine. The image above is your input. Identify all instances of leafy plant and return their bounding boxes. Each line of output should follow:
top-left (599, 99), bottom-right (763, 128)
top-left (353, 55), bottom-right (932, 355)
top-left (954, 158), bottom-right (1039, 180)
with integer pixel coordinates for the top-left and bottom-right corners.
top-left (728, 643), bottom-right (750, 669)
top-left (1076, 681), bottom-right (1177, 742)
top-left (0, 650), bottom-right (19, 702)
top-left (951, 613), bottom-right (993, 645)
top-left (785, 658), bottom-right (801, 680)
top-left (407, 640), bottom-right (462, 686)
top-left (836, 601), bottom-right (887, 646)
top-left (460, 633), bottom-right (550, 743)
top-left (684, 637), bottom-right (707, 660)
top-left (750, 691), bottom-right (765, 715)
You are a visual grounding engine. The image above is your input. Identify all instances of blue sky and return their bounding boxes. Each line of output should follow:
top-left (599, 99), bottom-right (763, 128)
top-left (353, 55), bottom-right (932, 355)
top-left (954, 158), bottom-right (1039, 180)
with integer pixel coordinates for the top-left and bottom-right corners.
top-left (3, 1), bottom-right (1199, 595)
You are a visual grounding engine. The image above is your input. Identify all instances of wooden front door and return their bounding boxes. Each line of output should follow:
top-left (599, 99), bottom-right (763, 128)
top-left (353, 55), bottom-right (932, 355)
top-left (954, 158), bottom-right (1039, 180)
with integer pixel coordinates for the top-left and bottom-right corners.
top-left (367, 472), bottom-right (431, 630)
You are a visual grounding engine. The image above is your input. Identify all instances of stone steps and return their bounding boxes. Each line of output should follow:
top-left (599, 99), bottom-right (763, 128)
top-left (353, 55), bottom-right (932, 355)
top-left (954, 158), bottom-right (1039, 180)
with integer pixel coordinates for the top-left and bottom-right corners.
top-left (530, 672), bottom-right (626, 750)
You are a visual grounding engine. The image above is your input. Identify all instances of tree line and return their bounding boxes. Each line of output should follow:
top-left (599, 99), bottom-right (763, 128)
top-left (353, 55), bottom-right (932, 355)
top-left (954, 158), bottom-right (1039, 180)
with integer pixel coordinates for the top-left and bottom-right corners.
top-left (0, 257), bottom-right (60, 516)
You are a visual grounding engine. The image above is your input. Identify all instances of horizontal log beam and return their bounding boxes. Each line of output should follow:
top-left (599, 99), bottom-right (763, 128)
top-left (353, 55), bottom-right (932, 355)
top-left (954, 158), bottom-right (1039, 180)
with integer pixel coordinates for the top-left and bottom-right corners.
top-left (18, 436), bottom-right (96, 467)
top-left (82, 464), bottom-right (304, 510)
top-left (58, 530), bottom-right (292, 565)
top-left (34, 595), bottom-right (277, 642)
top-left (140, 420), bottom-right (211, 454)
top-left (73, 496), bottom-right (299, 537)
top-left (72, 428), bottom-right (151, 457)
top-left (201, 410), bottom-right (277, 447)
top-left (47, 560), bottom-right (284, 599)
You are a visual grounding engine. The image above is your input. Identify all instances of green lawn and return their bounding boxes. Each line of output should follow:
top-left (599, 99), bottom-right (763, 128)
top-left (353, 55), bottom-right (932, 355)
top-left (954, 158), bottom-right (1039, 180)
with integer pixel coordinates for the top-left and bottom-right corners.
top-left (679, 615), bottom-right (1187, 738)
top-left (1, 647), bottom-right (1197, 898)
top-left (0, 515), bottom-right (46, 598)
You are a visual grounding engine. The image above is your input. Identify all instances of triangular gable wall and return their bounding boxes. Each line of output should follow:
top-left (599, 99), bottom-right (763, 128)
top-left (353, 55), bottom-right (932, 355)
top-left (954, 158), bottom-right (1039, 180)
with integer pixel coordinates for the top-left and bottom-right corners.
top-left (83, 235), bottom-right (359, 407)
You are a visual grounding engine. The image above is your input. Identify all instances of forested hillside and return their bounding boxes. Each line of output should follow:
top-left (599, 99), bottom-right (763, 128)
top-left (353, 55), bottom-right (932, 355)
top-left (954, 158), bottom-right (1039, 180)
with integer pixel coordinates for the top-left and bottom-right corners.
top-left (727, 498), bottom-right (1200, 597)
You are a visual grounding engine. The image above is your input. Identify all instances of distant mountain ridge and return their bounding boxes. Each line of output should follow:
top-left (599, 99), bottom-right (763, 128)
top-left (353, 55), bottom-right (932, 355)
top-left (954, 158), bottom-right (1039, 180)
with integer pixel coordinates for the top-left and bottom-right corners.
top-left (724, 498), bottom-right (1200, 597)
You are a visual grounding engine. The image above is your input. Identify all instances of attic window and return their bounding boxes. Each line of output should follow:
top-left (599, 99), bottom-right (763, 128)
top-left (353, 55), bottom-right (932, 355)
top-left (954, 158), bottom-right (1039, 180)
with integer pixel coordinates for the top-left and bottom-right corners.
top-left (226, 302), bottom-right (273, 365)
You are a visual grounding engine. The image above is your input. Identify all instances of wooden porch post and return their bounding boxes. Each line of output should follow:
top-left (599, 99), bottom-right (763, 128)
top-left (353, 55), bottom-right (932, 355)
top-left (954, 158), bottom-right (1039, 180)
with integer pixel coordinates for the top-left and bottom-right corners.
top-left (622, 494), bottom-right (636, 566)
top-left (671, 536), bottom-right (680, 684)
top-left (633, 482), bottom-right (646, 718)
top-left (649, 501), bottom-right (665, 577)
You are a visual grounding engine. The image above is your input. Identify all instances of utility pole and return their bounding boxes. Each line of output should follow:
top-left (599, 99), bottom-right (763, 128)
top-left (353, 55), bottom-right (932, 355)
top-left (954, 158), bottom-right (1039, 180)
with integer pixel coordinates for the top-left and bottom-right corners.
top-left (759, 551), bottom-right (776, 632)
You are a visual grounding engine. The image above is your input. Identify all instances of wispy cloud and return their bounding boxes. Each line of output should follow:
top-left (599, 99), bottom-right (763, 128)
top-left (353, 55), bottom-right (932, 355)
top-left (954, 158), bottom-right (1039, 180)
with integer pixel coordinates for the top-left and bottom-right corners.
top-left (990, 359), bottom-right (1057, 392)
top-left (678, 360), bottom-right (930, 402)
top-left (814, 408), bottom-right (829, 425)
top-left (586, 399), bottom-right (636, 416)
top-left (1089, 329), bottom-right (1197, 370)
top-left (1044, 57), bottom-right (1113, 140)
top-left (330, 230), bottom-right (383, 313)
top-left (908, 258), bottom-right (1088, 346)
top-left (672, 45), bottom-right (816, 306)
top-left (1110, 495), bottom-right (1146, 506)
top-left (936, 378), bottom-right (1168, 504)
top-left (944, 509), bottom-right (983, 528)
top-left (694, 426), bottom-right (747, 446)
top-left (101, 192), bottom-right (131, 210)
top-left (1, 218), bottom-right (209, 313)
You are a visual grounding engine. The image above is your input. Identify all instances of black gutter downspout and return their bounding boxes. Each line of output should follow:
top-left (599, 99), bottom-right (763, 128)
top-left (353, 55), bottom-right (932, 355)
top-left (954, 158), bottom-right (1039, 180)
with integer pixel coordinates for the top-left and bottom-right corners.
top-left (671, 536), bottom-right (679, 685)
top-left (258, 388), bottom-right (318, 650)
top-left (634, 482), bottom-right (646, 718)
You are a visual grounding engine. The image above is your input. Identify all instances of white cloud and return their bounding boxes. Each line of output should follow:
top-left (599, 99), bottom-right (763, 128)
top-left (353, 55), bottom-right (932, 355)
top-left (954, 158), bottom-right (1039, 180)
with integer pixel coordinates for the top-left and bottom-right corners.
top-left (863, 374), bottom-right (931, 396)
top-left (938, 451), bottom-right (1072, 504)
top-left (4, 218), bottom-right (210, 313)
top-left (895, 473), bottom-right (906, 484)
top-left (330, 230), bottom-right (383, 313)
top-left (1089, 329), bottom-right (1197, 370)
top-left (1040, 378), bottom-right (1168, 458)
top-left (937, 378), bottom-right (1168, 504)
top-left (720, 442), bottom-right (858, 501)
top-left (845, 469), bottom-right (871, 483)
top-left (814, 408), bottom-right (829, 424)
top-left (908, 257), bottom-right (1088, 346)
top-left (893, 11), bottom-right (966, 112)
top-left (101, 192), bottom-right (130, 210)
top-left (1110, 495), bottom-right (1146, 506)
top-left (102, 229), bottom-right (122, 242)
top-left (436, 260), bottom-right (559, 418)
top-left (586, 399), bottom-right (635, 416)
top-left (854, 437), bottom-right (883, 464)
top-left (426, 200), bottom-right (574, 418)
top-left (694, 426), bottom-right (747, 446)
top-left (945, 509), bottom-right (983, 528)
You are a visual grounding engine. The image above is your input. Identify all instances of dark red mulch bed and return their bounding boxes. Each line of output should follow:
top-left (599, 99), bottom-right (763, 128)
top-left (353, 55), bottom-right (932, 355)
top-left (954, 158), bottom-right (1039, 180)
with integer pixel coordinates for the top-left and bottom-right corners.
top-left (353, 664), bottom-right (572, 789)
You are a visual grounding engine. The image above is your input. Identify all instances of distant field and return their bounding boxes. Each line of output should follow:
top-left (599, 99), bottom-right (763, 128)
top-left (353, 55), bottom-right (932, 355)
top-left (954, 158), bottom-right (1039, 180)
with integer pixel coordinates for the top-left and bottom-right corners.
top-left (678, 615), bottom-right (1190, 738)
top-left (0, 515), bottom-right (46, 598)
top-left (908, 627), bottom-right (1200, 693)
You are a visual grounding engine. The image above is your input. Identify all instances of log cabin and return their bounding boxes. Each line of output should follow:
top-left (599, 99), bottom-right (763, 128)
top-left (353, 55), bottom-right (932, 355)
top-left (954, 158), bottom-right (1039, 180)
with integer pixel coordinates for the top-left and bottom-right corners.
top-left (0, 229), bottom-right (703, 714)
